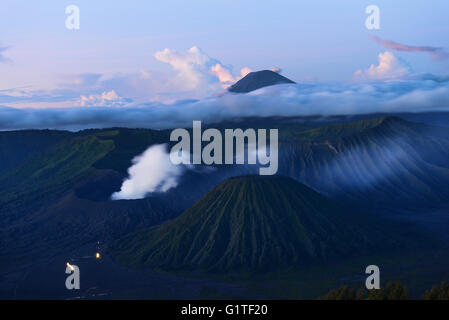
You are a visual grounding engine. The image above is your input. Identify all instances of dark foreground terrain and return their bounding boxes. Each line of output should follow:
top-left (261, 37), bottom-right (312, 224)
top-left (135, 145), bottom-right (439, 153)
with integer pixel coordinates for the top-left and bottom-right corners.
top-left (1, 112), bottom-right (449, 299)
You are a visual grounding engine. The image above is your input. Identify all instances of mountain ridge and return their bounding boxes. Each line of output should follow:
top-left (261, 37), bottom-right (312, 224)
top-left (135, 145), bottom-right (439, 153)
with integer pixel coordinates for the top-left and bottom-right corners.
top-left (228, 70), bottom-right (295, 93)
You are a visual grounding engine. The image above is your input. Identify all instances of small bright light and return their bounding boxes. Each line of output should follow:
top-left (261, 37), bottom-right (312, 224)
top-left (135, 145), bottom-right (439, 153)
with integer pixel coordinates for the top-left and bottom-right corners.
top-left (95, 252), bottom-right (101, 259)
top-left (66, 262), bottom-right (75, 271)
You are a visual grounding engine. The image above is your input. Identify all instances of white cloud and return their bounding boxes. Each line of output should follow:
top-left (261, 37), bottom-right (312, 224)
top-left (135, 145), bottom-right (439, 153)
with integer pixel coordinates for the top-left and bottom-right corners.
top-left (354, 51), bottom-right (410, 81)
top-left (79, 90), bottom-right (128, 107)
top-left (154, 46), bottom-right (210, 90)
top-left (240, 67), bottom-right (252, 78)
top-left (210, 63), bottom-right (237, 86)
top-left (154, 46), bottom-right (251, 91)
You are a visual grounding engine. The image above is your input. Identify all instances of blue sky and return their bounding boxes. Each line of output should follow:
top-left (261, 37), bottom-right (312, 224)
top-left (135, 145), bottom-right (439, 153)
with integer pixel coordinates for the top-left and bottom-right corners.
top-left (0, 1), bottom-right (448, 128)
top-left (2, 1), bottom-right (448, 85)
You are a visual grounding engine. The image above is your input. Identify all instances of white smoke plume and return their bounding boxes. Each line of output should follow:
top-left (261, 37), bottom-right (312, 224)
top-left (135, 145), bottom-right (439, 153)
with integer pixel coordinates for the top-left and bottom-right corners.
top-left (111, 144), bottom-right (191, 200)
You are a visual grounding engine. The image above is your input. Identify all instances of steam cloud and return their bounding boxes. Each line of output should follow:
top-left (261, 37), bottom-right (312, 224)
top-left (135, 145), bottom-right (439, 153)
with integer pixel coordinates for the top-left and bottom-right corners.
top-left (111, 144), bottom-right (191, 200)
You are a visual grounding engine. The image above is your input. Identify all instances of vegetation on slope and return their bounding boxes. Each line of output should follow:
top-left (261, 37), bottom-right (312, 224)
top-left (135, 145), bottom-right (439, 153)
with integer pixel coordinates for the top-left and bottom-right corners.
top-left (110, 175), bottom-right (389, 272)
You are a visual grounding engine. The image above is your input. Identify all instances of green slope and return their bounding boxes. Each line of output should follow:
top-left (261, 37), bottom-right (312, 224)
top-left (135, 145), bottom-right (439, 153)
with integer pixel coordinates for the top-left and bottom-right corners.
top-left (0, 128), bottom-right (171, 210)
top-left (110, 175), bottom-right (387, 272)
top-left (0, 135), bottom-right (114, 213)
top-left (0, 129), bottom-right (176, 267)
top-left (0, 129), bottom-right (72, 175)
top-left (2, 116), bottom-right (449, 213)
top-left (293, 117), bottom-right (398, 141)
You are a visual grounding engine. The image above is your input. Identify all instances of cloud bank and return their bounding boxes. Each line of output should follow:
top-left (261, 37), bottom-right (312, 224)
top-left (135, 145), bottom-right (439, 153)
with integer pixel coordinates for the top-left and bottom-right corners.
top-left (111, 144), bottom-right (191, 200)
top-left (1, 72), bottom-right (449, 131)
top-left (1, 47), bottom-right (449, 131)
top-left (370, 36), bottom-right (449, 61)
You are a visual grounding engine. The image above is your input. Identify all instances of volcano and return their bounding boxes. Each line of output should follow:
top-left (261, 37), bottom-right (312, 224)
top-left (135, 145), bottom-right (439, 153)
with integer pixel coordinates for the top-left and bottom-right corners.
top-left (110, 175), bottom-right (386, 272)
top-left (228, 70), bottom-right (295, 93)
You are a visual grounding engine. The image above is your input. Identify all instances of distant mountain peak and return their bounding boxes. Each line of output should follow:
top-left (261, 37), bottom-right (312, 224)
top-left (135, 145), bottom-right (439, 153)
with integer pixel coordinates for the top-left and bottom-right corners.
top-left (228, 70), bottom-right (295, 93)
